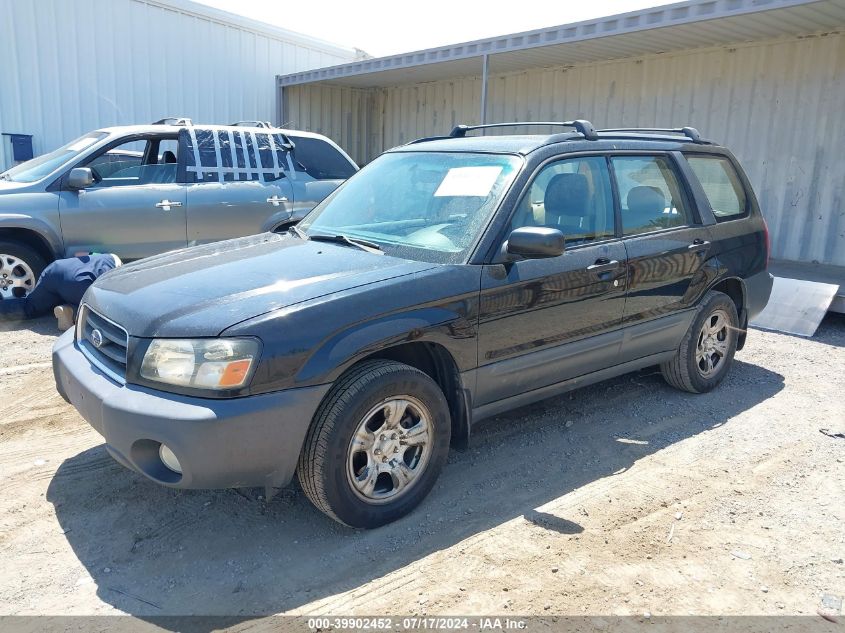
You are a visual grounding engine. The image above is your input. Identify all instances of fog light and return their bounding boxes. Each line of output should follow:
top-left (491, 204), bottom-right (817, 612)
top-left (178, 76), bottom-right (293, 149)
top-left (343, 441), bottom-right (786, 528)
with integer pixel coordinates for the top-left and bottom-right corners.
top-left (159, 444), bottom-right (182, 474)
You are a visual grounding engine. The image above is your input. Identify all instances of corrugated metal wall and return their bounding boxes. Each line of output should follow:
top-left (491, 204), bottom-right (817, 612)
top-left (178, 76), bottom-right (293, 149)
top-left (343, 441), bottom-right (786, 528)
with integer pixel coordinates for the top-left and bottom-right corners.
top-left (0, 0), bottom-right (356, 170)
top-left (285, 32), bottom-right (845, 266)
top-left (283, 84), bottom-right (376, 166)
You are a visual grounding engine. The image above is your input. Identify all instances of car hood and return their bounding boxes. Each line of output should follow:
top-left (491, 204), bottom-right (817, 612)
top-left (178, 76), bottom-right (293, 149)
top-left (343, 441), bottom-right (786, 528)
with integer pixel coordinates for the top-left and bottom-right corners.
top-left (84, 233), bottom-right (436, 337)
top-left (0, 179), bottom-right (31, 192)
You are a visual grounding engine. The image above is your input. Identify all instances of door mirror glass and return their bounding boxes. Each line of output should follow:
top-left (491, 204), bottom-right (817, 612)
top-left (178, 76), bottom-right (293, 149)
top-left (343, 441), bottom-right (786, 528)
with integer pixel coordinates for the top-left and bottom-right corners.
top-left (67, 167), bottom-right (95, 189)
top-left (506, 226), bottom-right (566, 259)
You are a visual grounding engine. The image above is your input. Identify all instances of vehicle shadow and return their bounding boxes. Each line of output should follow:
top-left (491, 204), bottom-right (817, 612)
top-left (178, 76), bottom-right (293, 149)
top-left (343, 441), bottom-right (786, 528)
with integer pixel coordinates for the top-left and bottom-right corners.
top-left (46, 360), bottom-right (784, 627)
top-left (0, 314), bottom-right (58, 335)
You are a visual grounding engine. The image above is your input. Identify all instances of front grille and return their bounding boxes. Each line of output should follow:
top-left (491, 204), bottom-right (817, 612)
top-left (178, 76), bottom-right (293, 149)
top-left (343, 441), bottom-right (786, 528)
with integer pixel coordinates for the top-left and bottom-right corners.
top-left (76, 304), bottom-right (129, 384)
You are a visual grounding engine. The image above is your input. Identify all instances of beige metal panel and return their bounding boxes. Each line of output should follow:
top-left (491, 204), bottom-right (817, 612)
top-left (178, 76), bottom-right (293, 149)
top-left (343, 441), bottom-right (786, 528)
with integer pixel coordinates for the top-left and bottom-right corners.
top-left (362, 33), bottom-right (844, 266)
top-left (284, 84), bottom-right (373, 165)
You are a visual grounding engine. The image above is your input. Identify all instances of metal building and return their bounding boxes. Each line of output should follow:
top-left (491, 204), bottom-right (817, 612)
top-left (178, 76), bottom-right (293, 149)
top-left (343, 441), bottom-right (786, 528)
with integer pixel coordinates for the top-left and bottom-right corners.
top-left (278, 0), bottom-right (845, 270)
top-left (0, 0), bottom-right (359, 171)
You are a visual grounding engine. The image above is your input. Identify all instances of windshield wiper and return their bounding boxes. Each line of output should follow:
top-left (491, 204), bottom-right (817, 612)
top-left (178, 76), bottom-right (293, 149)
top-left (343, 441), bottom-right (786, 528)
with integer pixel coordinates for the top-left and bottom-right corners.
top-left (308, 233), bottom-right (383, 254)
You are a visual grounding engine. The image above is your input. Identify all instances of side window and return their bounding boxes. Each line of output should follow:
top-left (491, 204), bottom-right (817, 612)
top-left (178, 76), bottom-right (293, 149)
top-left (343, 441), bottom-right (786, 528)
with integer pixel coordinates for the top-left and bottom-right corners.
top-left (182, 129), bottom-right (288, 183)
top-left (510, 156), bottom-right (615, 246)
top-left (289, 135), bottom-right (356, 180)
top-left (84, 136), bottom-right (178, 187)
top-left (611, 156), bottom-right (691, 235)
top-left (686, 155), bottom-right (748, 221)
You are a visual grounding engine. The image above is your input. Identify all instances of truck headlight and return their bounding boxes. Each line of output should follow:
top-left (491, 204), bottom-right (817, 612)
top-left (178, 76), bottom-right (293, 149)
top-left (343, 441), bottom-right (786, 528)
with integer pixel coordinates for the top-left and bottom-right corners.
top-left (140, 338), bottom-right (259, 390)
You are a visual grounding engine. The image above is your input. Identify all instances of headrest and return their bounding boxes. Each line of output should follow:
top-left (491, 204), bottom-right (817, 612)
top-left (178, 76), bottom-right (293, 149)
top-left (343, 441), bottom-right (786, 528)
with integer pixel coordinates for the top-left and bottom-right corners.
top-left (544, 173), bottom-right (590, 219)
top-left (627, 186), bottom-right (666, 215)
top-left (161, 150), bottom-right (177, 164)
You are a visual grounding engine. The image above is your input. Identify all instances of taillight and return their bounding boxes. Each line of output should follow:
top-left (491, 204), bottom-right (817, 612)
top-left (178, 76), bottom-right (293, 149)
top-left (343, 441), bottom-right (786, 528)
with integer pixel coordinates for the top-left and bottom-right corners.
top-left (762, 217), bottom-right (770, 267)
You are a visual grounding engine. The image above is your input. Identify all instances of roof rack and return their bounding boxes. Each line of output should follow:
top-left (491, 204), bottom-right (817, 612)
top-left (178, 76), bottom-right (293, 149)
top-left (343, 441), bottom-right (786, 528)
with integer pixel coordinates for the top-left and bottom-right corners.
top-left (230, 120), bottom-right (274, 128)
top-left (152, 117), bottom-right (193, 126)
top-left (598, 126), bottom-right (711, 144)
top-left (449, 120), bottom-right (598, 141)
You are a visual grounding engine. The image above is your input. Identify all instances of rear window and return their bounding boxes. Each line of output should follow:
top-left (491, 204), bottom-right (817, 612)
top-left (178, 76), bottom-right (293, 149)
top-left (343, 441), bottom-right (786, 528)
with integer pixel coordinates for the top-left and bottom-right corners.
top-left (687, 155), bottom-right (748, 221)
top-left (289, 135), bottom-right (356, 180)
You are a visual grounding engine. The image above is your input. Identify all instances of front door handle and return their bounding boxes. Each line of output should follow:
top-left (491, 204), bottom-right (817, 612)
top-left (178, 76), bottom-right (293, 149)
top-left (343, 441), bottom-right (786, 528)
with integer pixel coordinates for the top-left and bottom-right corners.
top-left (267, 195), bottom-right (289, 206)
top-left (688, 239), bottom-right (711, 254)
top-left (586, 259), bottom-right (620, 275)
top-left (155, 200), bottom-right (182, 211)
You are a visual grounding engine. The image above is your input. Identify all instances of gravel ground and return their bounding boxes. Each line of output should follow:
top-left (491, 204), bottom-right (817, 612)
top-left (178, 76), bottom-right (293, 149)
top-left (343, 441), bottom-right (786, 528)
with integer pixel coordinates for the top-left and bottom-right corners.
top-left (0, 314), bottom-right (842, 624)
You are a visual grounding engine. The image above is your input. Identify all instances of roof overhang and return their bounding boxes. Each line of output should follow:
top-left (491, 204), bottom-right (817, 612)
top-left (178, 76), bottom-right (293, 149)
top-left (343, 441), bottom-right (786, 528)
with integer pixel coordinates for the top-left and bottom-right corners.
top-left (277, 0), bottom-right (845, 88)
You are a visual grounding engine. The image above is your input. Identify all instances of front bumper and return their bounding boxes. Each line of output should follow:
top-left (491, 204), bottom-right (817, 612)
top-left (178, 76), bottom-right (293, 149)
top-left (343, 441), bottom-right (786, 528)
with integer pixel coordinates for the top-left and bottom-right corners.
top-left (52, 329), bottom-right (330, 491)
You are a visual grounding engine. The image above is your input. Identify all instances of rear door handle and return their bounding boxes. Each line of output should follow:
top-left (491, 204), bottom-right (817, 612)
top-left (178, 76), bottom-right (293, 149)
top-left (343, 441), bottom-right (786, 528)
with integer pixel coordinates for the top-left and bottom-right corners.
top-left (586, 259), bottom-right (620, 274)
top-left (267, 195), bottom-right (289, 206)
top-left (155, 200), bottom-right (182, 211)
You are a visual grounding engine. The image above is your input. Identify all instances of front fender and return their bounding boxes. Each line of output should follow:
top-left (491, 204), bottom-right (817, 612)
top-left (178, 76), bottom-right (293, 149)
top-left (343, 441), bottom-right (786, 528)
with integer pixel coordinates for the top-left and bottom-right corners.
top-left (296, 306), bottom-right (476, 384)
top-left (0, 213), bottom-right (63, 256)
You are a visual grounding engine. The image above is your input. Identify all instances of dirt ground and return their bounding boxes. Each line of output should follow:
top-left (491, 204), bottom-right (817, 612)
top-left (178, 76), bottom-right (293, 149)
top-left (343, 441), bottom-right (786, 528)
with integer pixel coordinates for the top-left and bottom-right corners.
top-left (0, 314), bottom-right (843, 624)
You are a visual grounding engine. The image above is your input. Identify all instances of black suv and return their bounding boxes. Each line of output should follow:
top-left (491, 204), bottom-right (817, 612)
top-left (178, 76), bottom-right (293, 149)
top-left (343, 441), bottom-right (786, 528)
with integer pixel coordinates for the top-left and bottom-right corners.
top-left (53, 121), bottom-right (773, 528)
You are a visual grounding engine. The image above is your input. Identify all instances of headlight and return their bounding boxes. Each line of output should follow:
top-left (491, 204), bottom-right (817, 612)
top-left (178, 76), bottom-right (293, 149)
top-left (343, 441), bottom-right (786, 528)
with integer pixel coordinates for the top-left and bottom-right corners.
top-left (140, 338), bottom-right (259, 391)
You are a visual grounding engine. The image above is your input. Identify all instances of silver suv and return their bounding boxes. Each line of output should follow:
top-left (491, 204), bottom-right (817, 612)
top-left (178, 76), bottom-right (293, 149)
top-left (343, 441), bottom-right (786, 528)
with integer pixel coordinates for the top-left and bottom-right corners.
top-left (0, 119), bottom-right (357, 298)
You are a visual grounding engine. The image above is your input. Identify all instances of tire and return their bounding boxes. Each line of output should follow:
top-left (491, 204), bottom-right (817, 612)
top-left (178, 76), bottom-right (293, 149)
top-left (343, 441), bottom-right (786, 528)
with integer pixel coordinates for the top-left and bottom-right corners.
top-left (0, 241), bottom-right (48, 299)
top-left (297, 359), bottom-right (451, 528)
top-left (660, 290), bottom-right (739, 394)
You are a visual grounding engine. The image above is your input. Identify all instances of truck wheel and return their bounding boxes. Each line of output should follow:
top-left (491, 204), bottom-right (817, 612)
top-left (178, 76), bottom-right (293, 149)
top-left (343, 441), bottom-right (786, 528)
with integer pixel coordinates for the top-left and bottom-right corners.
top-left (298, 359), bottom-right (451, 528)
top-left (661, 290), bottom-right (739, 394)
top-left (0, 241), bottom-right (47, 299)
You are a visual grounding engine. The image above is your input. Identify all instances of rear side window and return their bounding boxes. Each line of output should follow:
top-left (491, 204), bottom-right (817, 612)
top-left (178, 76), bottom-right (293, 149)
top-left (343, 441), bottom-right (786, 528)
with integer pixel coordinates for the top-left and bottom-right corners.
top-left (687, 155), bottom-right (748, 221)
top-left (289, 135), bottom-right (356, 180)
top-left (181, 129), bottom-right (288, 183)
top-left (611, 156), bottom-right (691, 235)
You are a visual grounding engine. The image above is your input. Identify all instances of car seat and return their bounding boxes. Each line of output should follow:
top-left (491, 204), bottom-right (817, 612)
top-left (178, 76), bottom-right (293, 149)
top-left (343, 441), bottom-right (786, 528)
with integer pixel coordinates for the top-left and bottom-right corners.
top-left (626, 186), bottom-right (666, 228)
top-left (537, 173), bottom-right (593, 236)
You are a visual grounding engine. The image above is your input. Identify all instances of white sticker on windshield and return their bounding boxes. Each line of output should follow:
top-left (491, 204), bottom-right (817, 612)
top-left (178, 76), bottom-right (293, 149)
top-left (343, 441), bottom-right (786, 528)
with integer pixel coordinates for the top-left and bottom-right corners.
top-left (434, 166), bottom-right (503, 197)
top-left (67, 137), bottom-right (101, 152)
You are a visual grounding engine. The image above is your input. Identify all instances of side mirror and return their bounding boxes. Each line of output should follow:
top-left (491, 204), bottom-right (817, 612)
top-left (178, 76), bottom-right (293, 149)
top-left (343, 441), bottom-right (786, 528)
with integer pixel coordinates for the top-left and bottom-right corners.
top-left (67, 167), bottom-right (95, 190)
top-left (505, 226), bottom-right (566, 259)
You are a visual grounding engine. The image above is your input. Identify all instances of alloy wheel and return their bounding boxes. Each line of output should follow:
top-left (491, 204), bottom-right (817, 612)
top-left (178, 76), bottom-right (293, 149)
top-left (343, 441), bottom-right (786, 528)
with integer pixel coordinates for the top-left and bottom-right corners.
top-left (0, 254), bottom-right (36, 299)
top-left (346, 395), bottom-right (433, 505)
top-left (696, 308), bottom-right (731, 378)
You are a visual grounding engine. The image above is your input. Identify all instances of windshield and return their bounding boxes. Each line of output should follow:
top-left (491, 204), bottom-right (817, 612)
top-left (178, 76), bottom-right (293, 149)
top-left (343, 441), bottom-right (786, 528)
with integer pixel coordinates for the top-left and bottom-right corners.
top-left (1, 132), bottom-right (107, 183)
top-left (299, 151), bottom-right (521, 264)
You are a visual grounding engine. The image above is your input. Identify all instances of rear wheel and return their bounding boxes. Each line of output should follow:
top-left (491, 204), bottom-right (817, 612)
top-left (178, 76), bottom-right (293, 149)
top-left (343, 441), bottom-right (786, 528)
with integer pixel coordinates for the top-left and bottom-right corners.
top-left (661, 290), bottom-right (739, 393)
top-left (297, 360), bottom-right (451, 528)
top-left (0, 241), bottom-right (47, 299)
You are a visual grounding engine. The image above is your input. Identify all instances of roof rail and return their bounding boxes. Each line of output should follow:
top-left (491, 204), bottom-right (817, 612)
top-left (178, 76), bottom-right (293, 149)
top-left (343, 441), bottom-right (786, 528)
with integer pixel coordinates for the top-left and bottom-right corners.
top-left (230, 120), bottom-right (274, 128)
top-left (405, 135), bottom-right (454, 146)
top-left (449, 120), bottom-right (598, 141)
top-left (152, 117), bottom-right (193, 126)
top-left (598, 126), bottom-right (712, 144)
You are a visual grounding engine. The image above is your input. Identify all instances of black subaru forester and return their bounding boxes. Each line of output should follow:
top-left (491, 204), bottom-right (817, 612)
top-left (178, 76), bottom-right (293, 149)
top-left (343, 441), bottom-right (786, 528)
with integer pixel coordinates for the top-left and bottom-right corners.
top-left (53, 121), bottom-right (773, 528)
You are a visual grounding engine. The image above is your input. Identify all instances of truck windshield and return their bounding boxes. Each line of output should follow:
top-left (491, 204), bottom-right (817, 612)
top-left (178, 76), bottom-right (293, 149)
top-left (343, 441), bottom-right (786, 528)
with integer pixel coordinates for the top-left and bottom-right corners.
top-left (299, 151), bottom-right (521, 264)
top-left (1, 133), bottom-right (107, 183)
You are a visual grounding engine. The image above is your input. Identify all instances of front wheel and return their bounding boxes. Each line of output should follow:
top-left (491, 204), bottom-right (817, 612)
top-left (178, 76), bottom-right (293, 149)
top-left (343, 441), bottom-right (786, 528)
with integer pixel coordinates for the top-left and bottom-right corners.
top-left (0, 241), bottom-right (47, 299)
top-left (661, 290), bottom-right (739, 393)
top-left (297, 360), bottom-right (451, 528)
